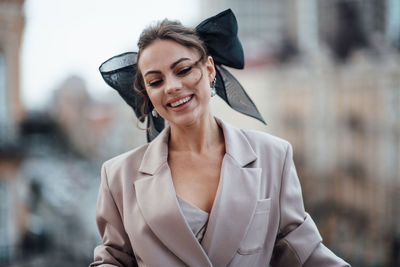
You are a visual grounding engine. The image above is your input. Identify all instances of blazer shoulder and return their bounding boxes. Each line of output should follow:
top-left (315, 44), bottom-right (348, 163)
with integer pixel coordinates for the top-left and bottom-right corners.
top-left (241, 129), bottom-right (291, 157)
top-left (102, 143), bottom-right (149, 178)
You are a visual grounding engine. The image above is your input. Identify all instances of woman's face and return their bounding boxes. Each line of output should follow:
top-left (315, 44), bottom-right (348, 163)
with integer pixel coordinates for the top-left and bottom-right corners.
top-left (138, 39), bottom-right (215, 128)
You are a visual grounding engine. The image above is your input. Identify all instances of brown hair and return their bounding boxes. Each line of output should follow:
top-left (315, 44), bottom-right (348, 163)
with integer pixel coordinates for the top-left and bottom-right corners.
top-left (134, 19), bottom-right (208, 121)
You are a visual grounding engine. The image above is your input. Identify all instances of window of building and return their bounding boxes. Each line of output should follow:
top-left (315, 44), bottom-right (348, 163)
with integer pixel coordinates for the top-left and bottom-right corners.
top-left (0, 51), bottom-right (8, 143)
top-left (0, 180), bottom-right (11, 264)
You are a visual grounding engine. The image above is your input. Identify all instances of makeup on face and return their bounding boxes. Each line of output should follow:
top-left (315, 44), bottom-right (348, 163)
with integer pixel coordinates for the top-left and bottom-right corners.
top-left (138, 39), bottom-right (214, 126)
top-left (144, 57), bottom-right (203, 90)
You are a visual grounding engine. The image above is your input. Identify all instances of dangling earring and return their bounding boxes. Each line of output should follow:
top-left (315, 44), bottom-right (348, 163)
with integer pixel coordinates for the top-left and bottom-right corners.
top-left (210, 76), bottom-right (216, 97)
top-left (151, 108), bottom-right (158, 118)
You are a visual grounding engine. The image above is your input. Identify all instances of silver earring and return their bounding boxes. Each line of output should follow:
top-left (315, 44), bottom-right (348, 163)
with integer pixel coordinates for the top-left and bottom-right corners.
top-left (151, 108), bottom-right (158, 117)
top-left (210, 87), bottom-right (216, 97)
top-left (210, 77), bottom-right (216, 97)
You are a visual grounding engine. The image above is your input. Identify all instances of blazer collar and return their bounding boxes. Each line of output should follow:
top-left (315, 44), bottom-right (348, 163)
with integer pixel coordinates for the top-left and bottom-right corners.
top-left (138, 117), bottom-right (257, 175)
top-left (216, 117), bottom-right (257, 166)
top-left (135, 117), bottom-right (260, 266)
top-left (138, 125), bottom-right (170, 175)
top-left (134, 162), bottom-right (213, 266)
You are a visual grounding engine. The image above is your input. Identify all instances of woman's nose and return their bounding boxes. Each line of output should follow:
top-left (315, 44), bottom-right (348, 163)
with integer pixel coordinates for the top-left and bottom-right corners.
top-left (164, 76), bottom-right (182, 94)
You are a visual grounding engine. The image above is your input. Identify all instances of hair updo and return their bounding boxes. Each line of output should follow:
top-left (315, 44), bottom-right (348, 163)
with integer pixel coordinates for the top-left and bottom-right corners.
top-left (134, 19), bottom-right (208, 120)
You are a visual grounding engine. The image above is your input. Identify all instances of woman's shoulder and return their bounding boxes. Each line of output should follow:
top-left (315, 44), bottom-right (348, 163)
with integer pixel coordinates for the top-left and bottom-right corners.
top-left (241, 128), bottom-right (289, 146)
top-left (240, 128), bottom-right (291, 156)
top-left (218, 118), bottom-right (291, 159)
top-left (218, 118), bottom-right (290, 153)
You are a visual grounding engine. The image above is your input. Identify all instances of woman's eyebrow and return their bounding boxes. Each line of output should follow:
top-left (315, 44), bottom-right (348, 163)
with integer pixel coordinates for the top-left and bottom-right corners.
top-left (144, 70), bottom-right (161, 77)
top-left (144, 58), bottom-right (191, 77)
top-left (170, 58), bottom-right (190, 69)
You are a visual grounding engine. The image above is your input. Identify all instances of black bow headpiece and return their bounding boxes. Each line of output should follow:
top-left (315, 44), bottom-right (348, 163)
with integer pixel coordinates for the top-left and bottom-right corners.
top-left (99, 9), bottom-right (265, 142)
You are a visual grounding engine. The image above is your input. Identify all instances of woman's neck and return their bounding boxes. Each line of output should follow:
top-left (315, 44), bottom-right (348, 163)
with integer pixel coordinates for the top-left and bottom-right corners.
top-left (168, 113), bottom-right (224, 154)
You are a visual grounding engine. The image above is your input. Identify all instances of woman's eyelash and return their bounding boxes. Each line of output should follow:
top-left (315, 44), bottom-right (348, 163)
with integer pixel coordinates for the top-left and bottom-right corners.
top-left (147, 63), bottom-right (195, 86)
top-left (177, 66), bottom-right (192, 75)
top-left (148, 80), bottom-right (162, 87)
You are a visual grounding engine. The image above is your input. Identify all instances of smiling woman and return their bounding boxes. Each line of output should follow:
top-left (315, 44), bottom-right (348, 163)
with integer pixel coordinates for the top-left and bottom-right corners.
top-left (91, 9), bottom-right (350, 267)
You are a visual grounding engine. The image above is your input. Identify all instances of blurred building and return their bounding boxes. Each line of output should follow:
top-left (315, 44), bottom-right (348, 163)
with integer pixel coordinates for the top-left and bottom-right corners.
top-left (3, 74), bottom-right (148, 266)
top-left (267, 56), bottom-right (400, 266)
top-left (206, 0), bottom-right (400, 266)
top-left (200, 0), bottom-right (400, 64)
top-left (0, 0), bottom-right (25, 264)
top-left (0, 0), bottom-right (146, 262)
top-left (200, 0), bottom-right (297, 65)
top-left (15, 111), bottom-right (102, 266)
top-left (51, 75), bottom-right (146, 161)
top-left (0, 0), bottom-right (24, 134)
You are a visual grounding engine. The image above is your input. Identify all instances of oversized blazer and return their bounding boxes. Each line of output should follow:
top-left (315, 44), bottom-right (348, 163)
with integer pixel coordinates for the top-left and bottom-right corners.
top-left (91, 118), bottom-right (350, 267)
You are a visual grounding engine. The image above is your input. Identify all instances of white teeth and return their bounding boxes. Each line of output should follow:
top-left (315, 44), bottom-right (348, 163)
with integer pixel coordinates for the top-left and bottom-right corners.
top-left (170, 96), bottom-right (192, 107)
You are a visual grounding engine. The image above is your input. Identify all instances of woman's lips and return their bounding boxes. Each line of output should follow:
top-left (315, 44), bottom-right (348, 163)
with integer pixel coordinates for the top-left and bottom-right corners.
top-left (169, 95), bottom-right (192, 107)
top-left (167, 95), bottom-right (194, 111)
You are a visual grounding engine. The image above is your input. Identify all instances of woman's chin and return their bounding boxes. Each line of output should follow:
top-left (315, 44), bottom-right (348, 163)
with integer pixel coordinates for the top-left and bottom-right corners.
top-left (167, 111), bottom-right (202, 128)
top-left (169, 116), bottom-right (197, 128)
top-left (170, 111), bottom-right (215, 130)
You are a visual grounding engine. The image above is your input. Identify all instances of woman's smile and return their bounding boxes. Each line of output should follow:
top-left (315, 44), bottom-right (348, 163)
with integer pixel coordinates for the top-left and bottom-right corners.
top-left (168, 95), bottom-right (193, 108)
top-left (166, 94), bottom-right (195, 113)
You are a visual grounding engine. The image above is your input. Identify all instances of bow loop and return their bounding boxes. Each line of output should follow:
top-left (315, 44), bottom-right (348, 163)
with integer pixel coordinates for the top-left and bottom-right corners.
top-left (99, 52), bottom-right (147, 121)
top-left (196, 9), bottom-right (244, 69)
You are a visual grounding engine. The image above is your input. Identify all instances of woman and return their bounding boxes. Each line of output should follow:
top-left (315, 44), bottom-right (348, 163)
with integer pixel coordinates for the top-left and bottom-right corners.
top-left (91, 10), bottom-right (350, 267)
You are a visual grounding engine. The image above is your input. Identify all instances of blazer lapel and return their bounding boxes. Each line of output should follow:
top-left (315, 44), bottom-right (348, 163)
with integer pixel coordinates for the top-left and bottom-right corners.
top-left (201, 118), bottom-right (262, 266)
top-left (134, 127), bottom-right (212, 267)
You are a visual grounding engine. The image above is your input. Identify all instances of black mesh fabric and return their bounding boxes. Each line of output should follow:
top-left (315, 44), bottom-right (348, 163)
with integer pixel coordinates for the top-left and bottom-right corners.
top-left (147, 114), bottom-right (165, 143)
top-left (99, 52), bottom-right (146, 121)
top-left (215, 65), bottom-right (265, 124)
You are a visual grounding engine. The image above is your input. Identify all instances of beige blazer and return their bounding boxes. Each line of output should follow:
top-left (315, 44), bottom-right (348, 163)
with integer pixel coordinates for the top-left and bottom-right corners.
top-left (90, 118), bottom-right (350, 267)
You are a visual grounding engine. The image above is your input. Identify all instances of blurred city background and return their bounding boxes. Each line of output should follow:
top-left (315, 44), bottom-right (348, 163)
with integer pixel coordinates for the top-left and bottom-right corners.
top-left (0, 0), bottom-right (399, 266)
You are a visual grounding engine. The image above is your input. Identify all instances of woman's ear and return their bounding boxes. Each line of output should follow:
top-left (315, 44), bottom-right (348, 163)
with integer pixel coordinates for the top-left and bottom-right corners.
top-left (206, 56), bottom-right (216, 82)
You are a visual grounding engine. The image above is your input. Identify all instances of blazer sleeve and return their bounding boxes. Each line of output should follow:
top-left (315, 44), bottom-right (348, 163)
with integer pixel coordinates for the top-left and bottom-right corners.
top-left (270, 143), bottom-right (350, 267)
top-left (90, 163), bottom-right (138, 267)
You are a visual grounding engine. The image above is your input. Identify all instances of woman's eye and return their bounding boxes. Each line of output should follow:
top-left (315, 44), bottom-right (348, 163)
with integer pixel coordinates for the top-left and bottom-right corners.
top-left (148, 80), bottom-right (162, 87)
top-left (177, 66), bottom-right (192, 76)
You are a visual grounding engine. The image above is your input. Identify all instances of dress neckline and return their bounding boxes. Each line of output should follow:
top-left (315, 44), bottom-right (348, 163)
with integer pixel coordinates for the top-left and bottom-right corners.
top-left (176, 195), bottom-right (210, 215)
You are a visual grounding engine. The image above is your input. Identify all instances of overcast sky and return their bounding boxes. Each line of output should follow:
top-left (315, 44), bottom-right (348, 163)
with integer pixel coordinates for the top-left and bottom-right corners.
top-left (21, 0), bottom-right (200, 109)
